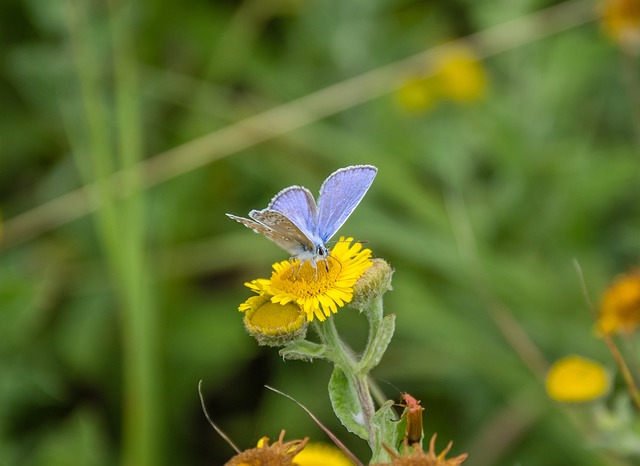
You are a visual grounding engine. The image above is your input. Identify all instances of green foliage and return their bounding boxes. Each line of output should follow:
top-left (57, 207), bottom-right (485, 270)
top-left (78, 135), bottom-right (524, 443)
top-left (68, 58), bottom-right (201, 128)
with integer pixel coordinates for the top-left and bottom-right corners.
top-left (329, 366), bottom-right (369, 441)
top-left (1, 0), bottom-right (639, 465)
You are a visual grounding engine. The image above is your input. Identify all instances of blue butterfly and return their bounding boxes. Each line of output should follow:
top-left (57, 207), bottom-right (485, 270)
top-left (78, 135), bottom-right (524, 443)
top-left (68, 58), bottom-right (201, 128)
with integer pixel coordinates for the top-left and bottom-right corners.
top-left (227, 165), bottom-right (377, 268)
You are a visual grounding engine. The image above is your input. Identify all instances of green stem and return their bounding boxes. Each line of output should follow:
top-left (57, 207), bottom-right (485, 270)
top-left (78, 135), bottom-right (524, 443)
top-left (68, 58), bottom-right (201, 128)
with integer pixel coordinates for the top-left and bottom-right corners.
top-left (315, 319), bottom-right (378, 448)
top-left (109, 2), bottom-right (162, 465)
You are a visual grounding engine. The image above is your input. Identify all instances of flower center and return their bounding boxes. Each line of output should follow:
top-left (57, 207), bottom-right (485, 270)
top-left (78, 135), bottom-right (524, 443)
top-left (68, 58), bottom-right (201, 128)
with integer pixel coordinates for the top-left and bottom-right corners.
top-left (249, 301), bottom-right (304, 332)
top-left (271, 256), bottom-right (343, 298)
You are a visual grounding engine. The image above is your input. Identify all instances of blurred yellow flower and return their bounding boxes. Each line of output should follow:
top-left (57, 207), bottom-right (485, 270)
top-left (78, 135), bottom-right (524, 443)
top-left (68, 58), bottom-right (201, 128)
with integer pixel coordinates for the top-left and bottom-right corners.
top-left (545, 356), bottom-right (609, 403)
top-left (597, 270), bottom-right (640, 335)
top-left (396, 44), bottom-right (488, 113)
top-left (602, 0), bottom-right (640, 51)
top-left (432, 46), bottom-right (487, 103)
top-left (293, 442), bottom-right (354, 466)
top-left (244, 237), bottom-right (372, 322)
top-left (396, 76), bottom-right (438, 112)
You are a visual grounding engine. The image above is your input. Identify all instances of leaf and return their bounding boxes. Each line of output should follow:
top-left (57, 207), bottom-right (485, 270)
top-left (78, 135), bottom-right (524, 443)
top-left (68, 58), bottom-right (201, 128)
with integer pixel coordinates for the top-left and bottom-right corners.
top-left (370, 400), bottom-right (402, 464)
top-left (328, 366), bottom-right (368, 440)
top-left (279, 340), bottom-right (326, 361)
top-left (357, 314), bottom-right (395, 374)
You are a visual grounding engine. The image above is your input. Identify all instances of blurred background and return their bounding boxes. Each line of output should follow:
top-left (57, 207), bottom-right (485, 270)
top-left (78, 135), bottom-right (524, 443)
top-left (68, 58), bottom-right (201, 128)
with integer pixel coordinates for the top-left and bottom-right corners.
top-left (1, 0), bottom-right (639, 465)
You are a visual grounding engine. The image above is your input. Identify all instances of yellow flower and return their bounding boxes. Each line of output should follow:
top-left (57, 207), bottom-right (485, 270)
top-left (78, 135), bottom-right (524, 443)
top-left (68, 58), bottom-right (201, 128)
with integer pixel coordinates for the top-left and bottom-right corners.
top-left (602, 0), bottom-right (640, 51)
top-left (545, 356), bottom-right (609, 403)
top-left (396, 76), bottom-right (439, 112)
top-left (293, 442), bottom-right (354, 466)
top-left (597, 270), bottom-right (640, 335)
top-left (225, 430), bottom-right (308, 466)
top-left (245, 237), bottom-right (372, 322)
top-left (432, 46), bottom-right (487, 103)
top-left (240, 295), bottom-right (308, 346)
top-left (396, 44), bottom-right (487, 114)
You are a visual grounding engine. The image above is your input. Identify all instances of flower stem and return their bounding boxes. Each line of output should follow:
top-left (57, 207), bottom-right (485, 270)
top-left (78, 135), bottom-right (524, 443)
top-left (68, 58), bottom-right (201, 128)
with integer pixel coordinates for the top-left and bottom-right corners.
top-left (315, 318), bottom-right (378, 448)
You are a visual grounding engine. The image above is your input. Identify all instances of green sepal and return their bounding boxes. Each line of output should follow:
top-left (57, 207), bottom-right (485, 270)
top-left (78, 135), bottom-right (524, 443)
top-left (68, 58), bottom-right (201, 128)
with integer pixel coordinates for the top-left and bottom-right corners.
top-left (357, 314), bottom-right (395, 374)
top-left (279, 340), bottom-right (326, 361)
top-left (370, 400), bottom-right (401, 463)
top-left (328, 366), bottom-right (368, 440)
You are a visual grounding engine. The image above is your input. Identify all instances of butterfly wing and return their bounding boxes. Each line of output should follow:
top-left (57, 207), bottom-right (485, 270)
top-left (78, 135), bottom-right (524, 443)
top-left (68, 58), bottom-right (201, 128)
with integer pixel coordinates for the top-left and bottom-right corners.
top-left (316, 165), bottom-right (377, 243)
top-left (267, 186), bottom-right (318, 239)
top-left (226, 210), bottom-right (315, 257)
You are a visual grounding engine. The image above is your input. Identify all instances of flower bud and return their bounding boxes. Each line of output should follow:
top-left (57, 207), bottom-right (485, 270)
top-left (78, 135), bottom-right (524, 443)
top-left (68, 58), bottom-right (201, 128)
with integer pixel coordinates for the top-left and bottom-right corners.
top-left (242, 295), bottom-right (308, 347)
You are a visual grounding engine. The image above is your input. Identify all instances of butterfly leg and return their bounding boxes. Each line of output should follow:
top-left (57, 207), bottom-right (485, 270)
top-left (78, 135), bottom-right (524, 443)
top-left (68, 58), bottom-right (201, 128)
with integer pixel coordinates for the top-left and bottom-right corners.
top-left (288, 257), bottom-right (299, 280)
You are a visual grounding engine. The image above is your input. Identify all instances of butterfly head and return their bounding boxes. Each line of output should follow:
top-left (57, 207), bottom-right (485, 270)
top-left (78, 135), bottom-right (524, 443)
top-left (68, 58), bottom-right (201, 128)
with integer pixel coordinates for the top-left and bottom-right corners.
top-left (316, 243), bottom-right (329, 260)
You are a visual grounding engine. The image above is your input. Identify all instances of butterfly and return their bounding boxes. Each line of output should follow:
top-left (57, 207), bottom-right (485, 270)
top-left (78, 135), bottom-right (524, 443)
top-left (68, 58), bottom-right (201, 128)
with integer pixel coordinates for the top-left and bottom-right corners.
top-left (226, 165), bottom-right (377, 269)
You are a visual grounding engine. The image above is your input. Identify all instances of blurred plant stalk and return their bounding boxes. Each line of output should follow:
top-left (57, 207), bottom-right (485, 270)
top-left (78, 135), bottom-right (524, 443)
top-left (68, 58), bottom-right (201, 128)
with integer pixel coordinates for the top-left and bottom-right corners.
top-left (66, 1), bottom-right (162, 465)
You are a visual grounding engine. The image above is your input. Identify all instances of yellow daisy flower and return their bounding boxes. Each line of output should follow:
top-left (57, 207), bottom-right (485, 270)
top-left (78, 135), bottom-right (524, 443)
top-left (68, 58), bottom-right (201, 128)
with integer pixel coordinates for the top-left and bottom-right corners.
top-left (597, 270), bottom-right (640, 335)
top-left (266, 237), bottom-right (372, 322)
top-left (545, 355), bottom-right (609, 403)
top-left (293, 442), bottom-right (354, 466)
top-left (243, 237), bottom-right (372, 322)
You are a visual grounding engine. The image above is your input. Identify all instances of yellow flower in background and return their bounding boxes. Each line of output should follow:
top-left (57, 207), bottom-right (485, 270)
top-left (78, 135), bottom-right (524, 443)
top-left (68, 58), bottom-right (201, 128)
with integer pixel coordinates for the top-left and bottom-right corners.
top-left (396, 44), bottom-right (488, 113)
top-left (545, 356), bottom-right (609, 403)
top-left (597, 270), bottom-right (640, 335)
top-left (293, 442), bottom-right (354, 466)
top-left (433, 46), bottom-right (487, 103)
top-left (244, 237), bottom-right (372, 322)
top-left (602, 0), bottom-right (640, 51)
top-left (396, 76), bottom-right (439, 112)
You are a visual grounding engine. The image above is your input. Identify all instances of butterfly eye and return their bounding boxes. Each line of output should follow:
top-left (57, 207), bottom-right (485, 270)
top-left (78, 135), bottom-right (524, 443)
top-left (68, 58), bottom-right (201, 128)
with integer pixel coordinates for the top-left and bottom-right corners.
top-left (317, 245), bottom-right (329, 257)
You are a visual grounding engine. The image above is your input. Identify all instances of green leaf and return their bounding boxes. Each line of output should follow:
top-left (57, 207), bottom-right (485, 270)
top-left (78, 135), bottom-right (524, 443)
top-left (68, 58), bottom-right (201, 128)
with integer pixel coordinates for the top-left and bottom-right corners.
top-left (370, 400), bottom-right (402, 463)
top-left (328, 366), bottom-right (368, 440)
top-left (357, 314), bottom-right (395, 374)
top-left (279, 340), bottom-right (326, 361)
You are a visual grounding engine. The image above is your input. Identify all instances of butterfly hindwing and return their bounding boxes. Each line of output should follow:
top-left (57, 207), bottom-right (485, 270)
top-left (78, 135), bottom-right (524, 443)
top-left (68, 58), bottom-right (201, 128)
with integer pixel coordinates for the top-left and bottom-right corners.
top-left (226, 211), bottom-right (314, 257)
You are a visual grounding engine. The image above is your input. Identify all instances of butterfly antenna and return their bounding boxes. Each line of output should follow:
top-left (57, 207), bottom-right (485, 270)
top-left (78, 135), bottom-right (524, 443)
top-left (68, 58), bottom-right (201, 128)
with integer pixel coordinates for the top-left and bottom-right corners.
top-left (198, 380), bottom-right (241, 454)
top-left (264, 385), bottom-right (364, 466)
top-left (329, 255), bottom-right (343, 274)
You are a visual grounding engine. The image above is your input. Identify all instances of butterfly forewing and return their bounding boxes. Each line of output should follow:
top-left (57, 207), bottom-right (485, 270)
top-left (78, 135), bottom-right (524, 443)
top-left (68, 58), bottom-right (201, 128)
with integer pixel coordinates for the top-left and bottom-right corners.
top-left (267, 186), bottom-right (318, 237)
top-left (316, 165), bottom-right (377, 243)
